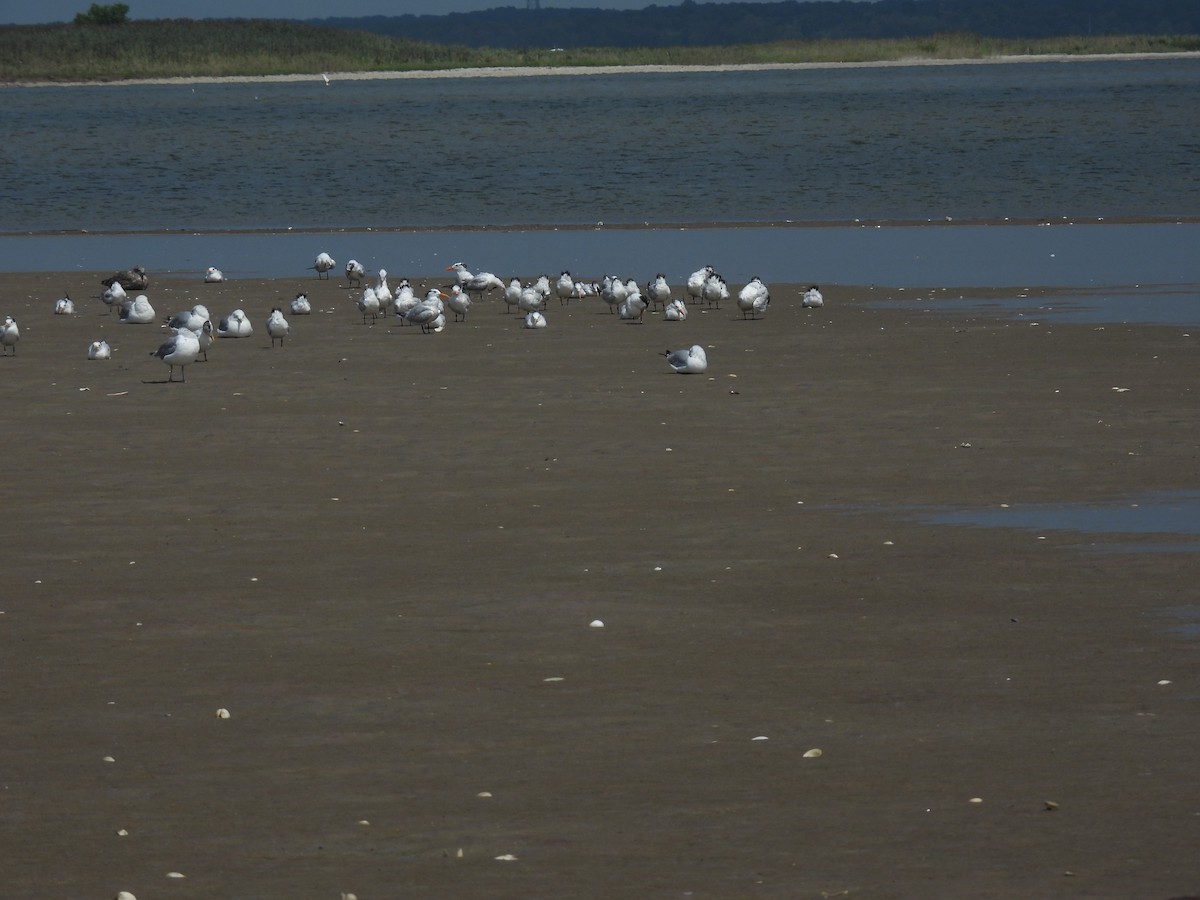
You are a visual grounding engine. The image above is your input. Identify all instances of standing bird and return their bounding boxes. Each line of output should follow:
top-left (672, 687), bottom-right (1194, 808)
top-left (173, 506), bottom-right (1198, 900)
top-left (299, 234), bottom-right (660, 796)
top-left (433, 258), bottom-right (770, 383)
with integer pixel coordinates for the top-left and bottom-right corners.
top-left (618, 288), bottom-right (648, 322)
top-left (646, 274), bottom-right (672, 310)
top-left (802, 285), bottom-right (825, 308)
top-left (357, 286), bottom-right (381, 324)
top-left (599, 275), bottom-right (627, 314)
top-left (518, 283), bottom-right (545, 314)
top-left (445, 284), bottom-right (472, 322)
top-left (392, 279), bottom-right (418, 321)
top-left (502, 277), bottom-right (523, 314)
top-left (194, 320), bottom-right (215, 360)
top-left (555, 271), bottom-right (576, 306)
top-left (702, 271), bottom-right (729, 309)
top-left (102, 265), bottom-right (149, 292)
top-left (686, 265), bottom-right (713, 305)
top-left (345, 259), bottom-right (366, 288)
top-left (403, 289), bottom-right (447, 333)
top-left (374, 268), bottom-right (393, 316)
top-left (87, 340), bottom-right (112, 360)
top-left (663, 344), bottom-right (708, 374)
top-left (54, 294), bottom-right (76, 315)
top-left (290, 292), bottom-right (312, 315)
top-left (312, 252), bottom-right (336, 279)
top-left (204, 266), bottom-right (225, 283)
top-left (118, 295), bottom-right (156, 324)
top-left (101, 280), bottom-right (127, 315)
top-left (1, 316), bottom-right (19, 355)
top-left (462, 270), bottom-right (504, 301)
top-left (737, 276), bottom-right (770, 319)
top-left (266, 308), bottom-right (290, 347)
top-left (149, 327), bottom-right (200, 382)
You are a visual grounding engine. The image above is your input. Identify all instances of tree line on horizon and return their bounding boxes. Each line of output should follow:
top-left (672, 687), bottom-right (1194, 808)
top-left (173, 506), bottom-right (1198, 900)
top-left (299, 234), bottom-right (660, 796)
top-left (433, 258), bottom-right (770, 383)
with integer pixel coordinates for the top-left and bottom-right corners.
top-left (311, 0), bottom-right (1200, 49)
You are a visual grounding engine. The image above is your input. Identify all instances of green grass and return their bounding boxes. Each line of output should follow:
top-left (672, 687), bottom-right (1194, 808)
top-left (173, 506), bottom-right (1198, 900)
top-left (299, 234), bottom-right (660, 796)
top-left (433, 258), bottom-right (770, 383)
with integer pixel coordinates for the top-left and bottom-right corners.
top-left (1, 19), bottom-right (1197, 83)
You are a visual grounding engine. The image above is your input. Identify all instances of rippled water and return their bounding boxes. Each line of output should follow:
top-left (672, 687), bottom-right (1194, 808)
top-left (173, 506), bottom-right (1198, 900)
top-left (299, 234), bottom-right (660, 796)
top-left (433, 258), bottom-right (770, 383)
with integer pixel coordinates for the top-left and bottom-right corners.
top-left (3, 57), bottom-right (1200, 232)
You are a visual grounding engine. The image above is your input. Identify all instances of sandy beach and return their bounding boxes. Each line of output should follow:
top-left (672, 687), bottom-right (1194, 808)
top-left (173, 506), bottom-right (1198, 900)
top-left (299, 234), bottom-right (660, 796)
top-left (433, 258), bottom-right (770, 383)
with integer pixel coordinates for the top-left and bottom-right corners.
top-left (2, 268), bottom-right (1198, 898)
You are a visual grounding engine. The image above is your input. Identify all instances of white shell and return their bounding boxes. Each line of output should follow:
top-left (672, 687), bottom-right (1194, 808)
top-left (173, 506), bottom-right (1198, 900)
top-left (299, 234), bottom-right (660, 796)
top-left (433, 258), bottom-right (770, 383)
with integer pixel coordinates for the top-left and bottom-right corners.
top-left (215, 707), bottom-right (231, 719)
top-left (589, 619), bottom-right (605, 628)
top-left (803, 748), bottom-right (823, 758)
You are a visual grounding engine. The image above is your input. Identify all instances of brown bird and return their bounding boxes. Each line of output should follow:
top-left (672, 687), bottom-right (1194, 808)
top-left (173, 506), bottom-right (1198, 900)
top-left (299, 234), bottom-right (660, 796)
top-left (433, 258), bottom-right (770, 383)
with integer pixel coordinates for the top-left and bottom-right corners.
top-left (101, 265), bottom-right (149, 291)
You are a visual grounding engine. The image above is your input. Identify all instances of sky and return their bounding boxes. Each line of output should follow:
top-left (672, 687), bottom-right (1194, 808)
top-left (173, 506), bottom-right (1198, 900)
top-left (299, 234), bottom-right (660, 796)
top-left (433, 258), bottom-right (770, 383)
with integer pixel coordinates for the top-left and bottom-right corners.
top-left (0, 0), bottom-right (731, 24)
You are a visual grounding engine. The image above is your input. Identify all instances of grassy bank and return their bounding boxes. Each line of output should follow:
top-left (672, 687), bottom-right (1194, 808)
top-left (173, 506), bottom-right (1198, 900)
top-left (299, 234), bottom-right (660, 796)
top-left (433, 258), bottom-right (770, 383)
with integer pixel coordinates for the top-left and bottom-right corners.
top-left (1, 19), bottom-right (1198, 83)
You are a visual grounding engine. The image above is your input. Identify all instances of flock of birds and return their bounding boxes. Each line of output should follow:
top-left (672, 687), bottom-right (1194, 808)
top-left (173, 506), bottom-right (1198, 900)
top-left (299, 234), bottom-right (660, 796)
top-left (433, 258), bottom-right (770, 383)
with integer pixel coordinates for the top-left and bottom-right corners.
top-left (0, 254), bottom-right (826, 382)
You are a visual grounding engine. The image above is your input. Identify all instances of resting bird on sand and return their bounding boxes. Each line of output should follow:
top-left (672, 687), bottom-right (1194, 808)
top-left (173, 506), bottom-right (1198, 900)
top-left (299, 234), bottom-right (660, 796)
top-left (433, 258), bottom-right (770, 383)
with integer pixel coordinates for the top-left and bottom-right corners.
top-left (663, 298), bottom-right (688, 321)
top-left (204, 266), bottom-right (225, 283)
top-left (217, 308), bottom-right (252, 338)
top-left (523, 310), bottom-right (547, 329)
top-left (102, 265), bottom-right (149, 291)
top-left (54, 294), bottom-right (76, 315)
top-left (118, 295), bottom-right (156, 324)
top-left (87, 339), bottom-right (112, 360)
top-left (290, 292), bottom-right (312, 315)
top-left (663, 344), bottom-right (708, 374)
top-left (150, 328), bottom-right (200, 382)
top-left (802, 285), bottom-right (825, 308)
top-left (737, 276), bottom-right (770, 319)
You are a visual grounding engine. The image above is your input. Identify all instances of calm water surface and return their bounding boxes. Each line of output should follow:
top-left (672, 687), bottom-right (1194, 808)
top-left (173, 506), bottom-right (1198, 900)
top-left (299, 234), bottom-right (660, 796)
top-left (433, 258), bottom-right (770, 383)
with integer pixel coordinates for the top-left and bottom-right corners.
top-left (4, 58), bottom-right (1200, 232)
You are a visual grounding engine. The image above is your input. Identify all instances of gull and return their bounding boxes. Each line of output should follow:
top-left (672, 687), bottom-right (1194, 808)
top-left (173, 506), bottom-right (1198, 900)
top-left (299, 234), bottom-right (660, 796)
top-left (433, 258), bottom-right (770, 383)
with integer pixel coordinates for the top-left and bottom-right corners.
top-left (1, 316), bottom-right (19, 355)
top-left (204, 266), bottom-right (225, 283)
top-left (345, 259), bottom-right (366, 288)
top-left (357, 286), bottom-right (380, 324)
top-left (87, 339), bottom-right (112, 360)
top-left (599, 275), bottom-right (627, 314)
top-left (802, 285), bottom-right (825, 308)
top-left (312, 252), bottom-right (336, 279)
top-left (502, 277), bottom-right (523, 314)
top-left (523, 310), bottom-right (547, 329)
top-left (165, 304), bottom-right (210, 333)
top-left (663, 344), bottom-right (708, 374)
top-left (101, 280), bottom-right (127, 314)
top-left (185, 320), bottom-right (216, 360)
top-left (118, 295), bottom-right (156, 324)
top-left (702, 271), bottom-right (729, 309)
top-left (737, 276), bottom-right (770, 319)
top-left (663, 298), bottom-right (688, 321)
top-left (686, 265), bottom-right (713, 305)
top-left (217, 308), bottom-right (252, 338)
top-left (322, 72), bottom-right (330, 85)
top-left (54, 294), bottom-right (76, 315)
top-left (102, 265), bottom-right (149, 291)
top-left (290, 292), bottom-right (312, 315)
top-left (646, 274), bottom-right (671, 310)
top-left (555, 271), bottom-right (576, 305)
top-left (375, 268), bottom-right (393, 315)
top-left (393, 279), bottom-right (418, 321)
top-left (403, 289), bottom-right (447, 333)
top-left (445, 284), bottom-right (472, 322)
top-left (266, 308), bottom-right (290, 347)
top-left (149, 327), bottom-right (200, 382)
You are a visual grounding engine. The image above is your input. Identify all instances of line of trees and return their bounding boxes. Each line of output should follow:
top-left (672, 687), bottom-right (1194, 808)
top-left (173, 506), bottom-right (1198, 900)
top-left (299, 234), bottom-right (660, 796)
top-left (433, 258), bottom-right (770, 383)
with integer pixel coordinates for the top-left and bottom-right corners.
top-left (312, 0), bottom-right (1200, 49)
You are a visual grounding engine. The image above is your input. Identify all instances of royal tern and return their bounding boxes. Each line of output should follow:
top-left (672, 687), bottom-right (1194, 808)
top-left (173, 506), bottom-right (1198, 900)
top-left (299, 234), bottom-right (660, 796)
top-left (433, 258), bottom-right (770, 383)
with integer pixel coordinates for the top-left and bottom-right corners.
top-left (404, 289), bottom-right (447, 333)
top-left (266, 308), bottom-right (290, 347)
top-left (555, 271), bottom-right (576, 305)
top-left (663, 344), bottom-right (708, 374)
top-left (618, 290), bottom-right (647, 321)
top-left (502, 277), bottom-right (523, 314)
top-left (663, 298), bottom-right (688, 321)
top-left (702, 272), bottom-right (729, 309)
top-left (518, 284), bottom-right (545, 314)
top-left (149, 327), bottom-right (200, 382)
top-left (647, 274), bottom-right (672, 310)
top-left (54, 294), bottom-right (75, 315)
top-left (290, 292), bottom-right (312, 315)
top-left (357, 286), bottom-right (381, 324)
top-left (393, 279), bottom-right (418, 320)
top-left (204, 266), bottom-right (225, 283)
top-left (686, 265), bottom-right (713, 305)
top-left (445, 284), bottom-right (472, 322)
top-left (87, 339), bottom-right (112, 360)
top-left (737, 276), bottom-right (770, 319)
top-left (345, 259), bottom-right (366, 288)
top-left (599, 275), bottom-right (627, 314)
top-left (312, 252), bottom-right (336, 279)
top-left (523, 310), bottom-right (547, 329)
top-left (802, 285), bottom-right (825, 308)
top-left (375, 268), bottom-right (393, 315)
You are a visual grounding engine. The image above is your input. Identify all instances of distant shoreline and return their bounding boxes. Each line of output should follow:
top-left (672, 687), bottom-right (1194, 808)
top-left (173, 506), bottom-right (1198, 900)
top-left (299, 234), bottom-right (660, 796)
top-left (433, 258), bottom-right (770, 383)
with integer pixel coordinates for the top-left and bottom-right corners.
top-left (7, 51), bottom-right (1200, 88)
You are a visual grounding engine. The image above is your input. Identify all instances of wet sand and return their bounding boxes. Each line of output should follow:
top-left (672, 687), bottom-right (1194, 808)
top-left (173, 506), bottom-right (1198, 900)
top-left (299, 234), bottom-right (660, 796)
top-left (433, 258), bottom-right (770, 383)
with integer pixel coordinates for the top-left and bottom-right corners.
top-left (2, 270), bottom-right (1198, 898)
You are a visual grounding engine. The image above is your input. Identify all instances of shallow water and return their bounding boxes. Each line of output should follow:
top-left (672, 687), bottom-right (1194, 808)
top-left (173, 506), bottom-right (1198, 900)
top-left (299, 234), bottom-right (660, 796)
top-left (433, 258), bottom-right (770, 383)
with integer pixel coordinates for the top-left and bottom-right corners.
top-left (917, 491), bottom-right (1200, 537)
top-left (4, 58), bottom-right (1200, 232)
